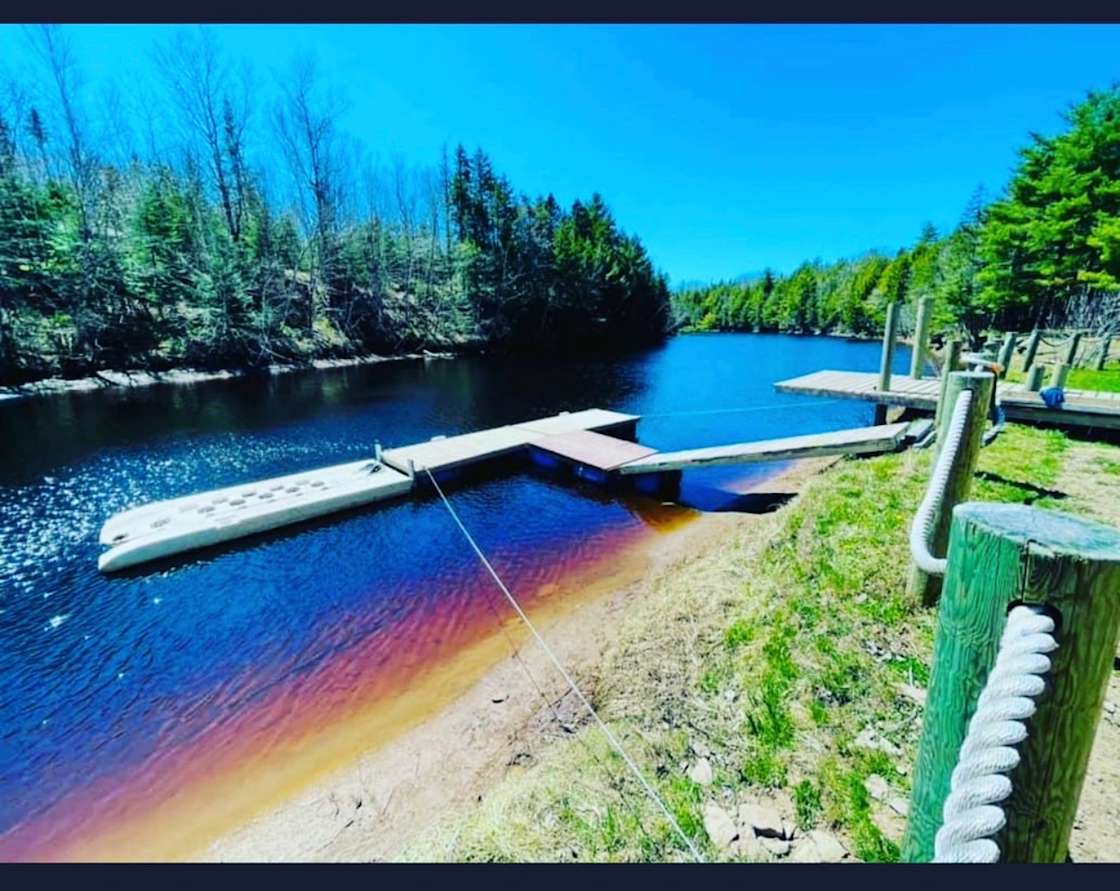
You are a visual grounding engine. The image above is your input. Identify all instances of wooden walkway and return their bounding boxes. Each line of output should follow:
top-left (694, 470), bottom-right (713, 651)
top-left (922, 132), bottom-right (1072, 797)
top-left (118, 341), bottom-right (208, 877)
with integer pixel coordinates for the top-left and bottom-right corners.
top-left (775, 369), bottom-right (1120, 430)
top-left (617, 420), bottom-right (929, 475)
top-left (380, 408), bottom-right (637, 475)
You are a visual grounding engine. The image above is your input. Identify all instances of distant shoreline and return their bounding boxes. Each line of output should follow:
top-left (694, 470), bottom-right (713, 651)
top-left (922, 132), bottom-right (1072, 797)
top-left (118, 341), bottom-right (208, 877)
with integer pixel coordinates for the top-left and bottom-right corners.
top-left (0, 352), bottom-right (458, 402)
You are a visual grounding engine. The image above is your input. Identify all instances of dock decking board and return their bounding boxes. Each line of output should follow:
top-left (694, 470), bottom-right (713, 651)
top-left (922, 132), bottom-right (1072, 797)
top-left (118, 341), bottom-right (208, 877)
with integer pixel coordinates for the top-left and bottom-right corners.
top-left (380, 408), bottom-right (638, 475)
top-left (532, 429), bottom-right (658, 471)
top-left (775, 369), bottom-right (1120, 429)
top-left (617, 421), bottom-right (914, 475)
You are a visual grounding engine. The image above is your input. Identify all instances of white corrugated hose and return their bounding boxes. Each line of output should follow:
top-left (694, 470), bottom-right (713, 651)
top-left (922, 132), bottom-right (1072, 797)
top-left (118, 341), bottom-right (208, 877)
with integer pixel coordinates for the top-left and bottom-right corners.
top-left (933, 605), bottom-right (1059, 863)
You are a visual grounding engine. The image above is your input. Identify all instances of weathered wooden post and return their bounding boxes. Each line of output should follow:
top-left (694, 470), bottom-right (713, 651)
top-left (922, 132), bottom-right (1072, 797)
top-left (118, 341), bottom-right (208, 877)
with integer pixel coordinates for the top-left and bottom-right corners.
top-left (1025, 364), bottom-right (1045, 392)
top-left (996, 332), bottom-right (1017, 378)
top-left (903, 503), bottom-right (1120, 863)
top-left (934, 337), bottom-right (963, 426)
top-left (909, 296), bottom-right (934, 380)
top-left (909, 371), bottom-right (994, 606)
top-left (1064, 331), bottom-right (1083, 367)
top-left (1050, 362), bottom-right (1070, 389)
top-left (876, 301), bottom-right (900, 425)
top-left (1022, 328), bottom-right (1042, 372)
top-left (1095, 328), bottom-right (1113, 372)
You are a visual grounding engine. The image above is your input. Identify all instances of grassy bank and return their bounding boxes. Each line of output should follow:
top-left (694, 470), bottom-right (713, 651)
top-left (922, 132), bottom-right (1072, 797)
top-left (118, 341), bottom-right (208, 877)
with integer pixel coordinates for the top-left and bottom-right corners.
top-left (402, 422), bottom-right (1120, 863)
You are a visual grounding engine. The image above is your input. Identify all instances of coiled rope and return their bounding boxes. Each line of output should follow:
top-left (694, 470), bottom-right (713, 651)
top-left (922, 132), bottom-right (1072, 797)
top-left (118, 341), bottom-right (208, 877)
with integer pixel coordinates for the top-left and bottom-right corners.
top-left (909, 388), bottom-right (973, 575)
top-left (423, 466), bottom-right (705, 863)
top-left (933, 605), bottom-right (1058, 863)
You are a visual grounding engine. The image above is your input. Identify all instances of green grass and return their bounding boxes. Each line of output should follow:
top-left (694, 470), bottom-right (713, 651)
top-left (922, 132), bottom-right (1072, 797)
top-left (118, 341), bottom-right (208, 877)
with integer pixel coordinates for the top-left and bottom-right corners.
top-left (402, 422), bottom-right (1117, 863)
top-left (1005, 358), bottom-right (1120, 393)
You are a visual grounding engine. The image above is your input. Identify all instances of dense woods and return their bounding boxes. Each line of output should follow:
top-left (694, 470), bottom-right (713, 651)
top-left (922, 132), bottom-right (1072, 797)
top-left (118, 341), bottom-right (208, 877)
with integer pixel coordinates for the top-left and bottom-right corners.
top-left (674, 86), bottom-right (1120, 342)
top-left (0, 27), bottom-right (670, 385)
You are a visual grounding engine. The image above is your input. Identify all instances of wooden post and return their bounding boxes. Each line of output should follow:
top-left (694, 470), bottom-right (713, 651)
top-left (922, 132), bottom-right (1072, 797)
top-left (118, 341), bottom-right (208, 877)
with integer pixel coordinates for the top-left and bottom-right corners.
top-left (909, 296), bottom-right (934, 380)
top-left (997, 332), bottom-right (1017, 378)
top-left (1050, 363), bottom-right (1070, 389)
top-left (1095, 329), bottom-right (1112, 372)
top-left (1064, 331), bottom-right (1083, 367)
top-left (934, 337), bottom-right (963, 427)
top-left (903, 503), bottom-right (1120, 863)
top-left (1025, 364), bottom-right (1045, 392)
top-left (876, 301), bottom-right (900, 425)
top-left (908, 371), bottom-right (994, 606)
top-left (1022, 328), bottom-right (1042, 372)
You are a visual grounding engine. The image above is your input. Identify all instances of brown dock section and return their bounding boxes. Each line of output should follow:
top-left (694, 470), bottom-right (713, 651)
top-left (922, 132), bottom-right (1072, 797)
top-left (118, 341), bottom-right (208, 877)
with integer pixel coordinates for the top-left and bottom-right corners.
top-left (775, 369), bottom-right (1120, 430)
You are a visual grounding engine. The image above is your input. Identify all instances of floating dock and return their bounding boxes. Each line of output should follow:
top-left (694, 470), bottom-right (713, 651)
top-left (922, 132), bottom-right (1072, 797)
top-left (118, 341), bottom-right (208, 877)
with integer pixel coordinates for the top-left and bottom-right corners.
top-left (775, 370), bottom-right (1120, 430)
top-left (98, 407), bottom-right (929, 573)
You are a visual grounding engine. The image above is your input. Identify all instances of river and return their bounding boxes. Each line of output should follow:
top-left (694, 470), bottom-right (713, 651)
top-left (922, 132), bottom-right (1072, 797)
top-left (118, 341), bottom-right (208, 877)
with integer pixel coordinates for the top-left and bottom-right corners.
top-left (0, 332), bottom-right (912, 860)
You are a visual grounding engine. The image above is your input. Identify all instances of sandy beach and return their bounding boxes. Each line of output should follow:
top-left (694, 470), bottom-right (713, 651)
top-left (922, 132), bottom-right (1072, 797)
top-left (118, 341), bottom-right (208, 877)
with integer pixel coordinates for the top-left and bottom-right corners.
top-left (200, 458), bottom-right (836, 863)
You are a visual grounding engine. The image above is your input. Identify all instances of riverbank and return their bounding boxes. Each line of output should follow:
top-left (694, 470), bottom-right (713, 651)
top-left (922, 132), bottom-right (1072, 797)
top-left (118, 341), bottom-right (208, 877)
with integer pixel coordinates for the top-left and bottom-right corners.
top-left (0, 352), bottom-right (459, 401)
top-left (193, 458), bottom-right (833, 862)
top-left (388, 422), bottom-right (1119, 863)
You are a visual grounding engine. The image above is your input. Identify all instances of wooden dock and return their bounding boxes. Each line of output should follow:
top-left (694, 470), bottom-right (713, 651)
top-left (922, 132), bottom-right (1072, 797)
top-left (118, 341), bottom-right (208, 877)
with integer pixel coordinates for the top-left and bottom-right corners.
top-left (617, 420), bottom-right (930, 475)
top-left (98, 404), bottom-right (934, 573)
top-left (775, 369), bottom-right (1120, 430)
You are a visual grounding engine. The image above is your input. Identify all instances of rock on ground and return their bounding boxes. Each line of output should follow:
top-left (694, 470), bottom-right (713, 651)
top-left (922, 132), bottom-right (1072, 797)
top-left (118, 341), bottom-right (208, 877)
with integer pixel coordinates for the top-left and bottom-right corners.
top-left (702, 802), bottom-right (738, 851)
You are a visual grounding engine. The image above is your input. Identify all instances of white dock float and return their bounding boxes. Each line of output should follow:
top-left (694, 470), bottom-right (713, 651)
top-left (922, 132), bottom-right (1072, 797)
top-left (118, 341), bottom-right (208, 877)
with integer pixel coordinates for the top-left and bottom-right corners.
top-left (616, 420), bottom-right (929, 475)
top-left (98, 459), bottom-right (412, 572)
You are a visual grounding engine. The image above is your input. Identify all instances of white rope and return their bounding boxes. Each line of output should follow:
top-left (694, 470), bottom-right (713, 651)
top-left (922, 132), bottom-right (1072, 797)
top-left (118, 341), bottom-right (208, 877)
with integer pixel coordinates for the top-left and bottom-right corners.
top-left (422, 466), bottom-right (705, 863)
top-left (933, 605), bottom-right (1058, 863)
top-left (910, 388), bottom-right (974, 575)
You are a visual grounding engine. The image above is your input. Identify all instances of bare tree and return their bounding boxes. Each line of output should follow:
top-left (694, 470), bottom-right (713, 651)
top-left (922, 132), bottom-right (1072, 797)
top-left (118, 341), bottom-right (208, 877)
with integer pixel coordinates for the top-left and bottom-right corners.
top-left (156, 27), bottom-right (251, 242)
top-left (275, 55), bottom-right (347, 333)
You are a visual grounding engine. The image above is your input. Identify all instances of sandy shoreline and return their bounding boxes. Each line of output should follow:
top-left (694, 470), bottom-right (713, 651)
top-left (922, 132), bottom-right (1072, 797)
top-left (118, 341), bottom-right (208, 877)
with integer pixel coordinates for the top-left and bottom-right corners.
top-left (200, 458), bottom-right (837, 863)
top-left (0, 351), bottom-right (457, 401)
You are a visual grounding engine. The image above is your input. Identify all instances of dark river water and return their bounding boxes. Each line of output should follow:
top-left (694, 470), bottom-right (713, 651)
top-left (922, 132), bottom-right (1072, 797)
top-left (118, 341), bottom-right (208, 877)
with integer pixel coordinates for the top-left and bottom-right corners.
top-left (0, 332), bottom-right (911, 859)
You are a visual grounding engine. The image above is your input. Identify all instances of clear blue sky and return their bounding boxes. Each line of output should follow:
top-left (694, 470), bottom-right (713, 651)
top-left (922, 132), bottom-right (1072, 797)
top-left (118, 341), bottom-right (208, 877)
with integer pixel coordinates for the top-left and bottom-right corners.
top-left (2, 24), bottom-right (1119, 285)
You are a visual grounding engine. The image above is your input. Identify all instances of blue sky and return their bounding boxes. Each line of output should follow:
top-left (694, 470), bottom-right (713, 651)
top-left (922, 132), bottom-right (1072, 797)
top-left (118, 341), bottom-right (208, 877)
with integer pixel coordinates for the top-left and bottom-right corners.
top-left (1, 24), bottom-right (1118, 285)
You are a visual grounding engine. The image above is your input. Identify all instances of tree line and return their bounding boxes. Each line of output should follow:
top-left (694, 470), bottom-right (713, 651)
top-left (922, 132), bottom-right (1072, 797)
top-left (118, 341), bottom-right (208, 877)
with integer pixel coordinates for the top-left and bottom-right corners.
top-left (674, 85), bottom-right (1120, 342)
top-left (0, 27), bottom-right (671, 385)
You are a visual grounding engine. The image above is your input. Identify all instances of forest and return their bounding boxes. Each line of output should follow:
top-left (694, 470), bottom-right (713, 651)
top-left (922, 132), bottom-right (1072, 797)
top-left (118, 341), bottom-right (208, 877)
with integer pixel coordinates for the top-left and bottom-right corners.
top-left (0, 27), bottom-right (671, 385)
top-left (673, 86), bottom-right (1120, 342)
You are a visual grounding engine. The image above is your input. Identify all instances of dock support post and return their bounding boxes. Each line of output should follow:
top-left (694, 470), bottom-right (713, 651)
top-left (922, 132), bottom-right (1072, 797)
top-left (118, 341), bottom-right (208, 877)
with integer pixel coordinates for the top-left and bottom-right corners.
top-left (1095, 328), bottom-right (1113, 371)
top-left (997, 332), bottom-right (1017, 378)
top-left (876, 301), bottom-right (900, 424)
top-left (374, 440), bottom-right (382, 463)
top-left (909, 296), bottom-right (934, 380)
top-left (909, 371), bottom-right (993, 607)
top-left (1065, 331), bottom-right (1083, 367)
top-left (1050, 363), bottom-right (1070, 389)
top-left (1022, 328), bottom-right (1042, 372)
top-left (1026, 364), bottom-right (1045, 392)
top-left (903, 503), bottom-right (1120, 862)
top-left (934, 337), bottom-right (963, 427)
top-left (407, 459), bottom-right (416, 482)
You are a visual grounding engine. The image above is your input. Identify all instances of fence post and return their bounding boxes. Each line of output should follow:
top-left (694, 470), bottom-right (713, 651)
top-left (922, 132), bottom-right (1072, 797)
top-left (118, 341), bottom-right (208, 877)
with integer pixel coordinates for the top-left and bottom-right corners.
top-left (1095, 328), bottom-right (1113, 371)
top-left (908, 371), bottom-right (994, 606)
top-left (909, 296), bottom-right (934, 380)
top-left (934, 337), bottom-right (963, 426)
top-left (1065, 331), bottom-right (1083, 367)
top-left (996, 332), bottom-right (1017, 378)
top-left (1050, 363), bottom-right (1070, 389)
top-left (903, 502), bottom-right (1120, 862)
top-left (876, 301), bottom-right (900, 425)
top-left (1022, 328), bottom-right (1042, 372)
top-left (1026, 364), bottom-right (1045, 392)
